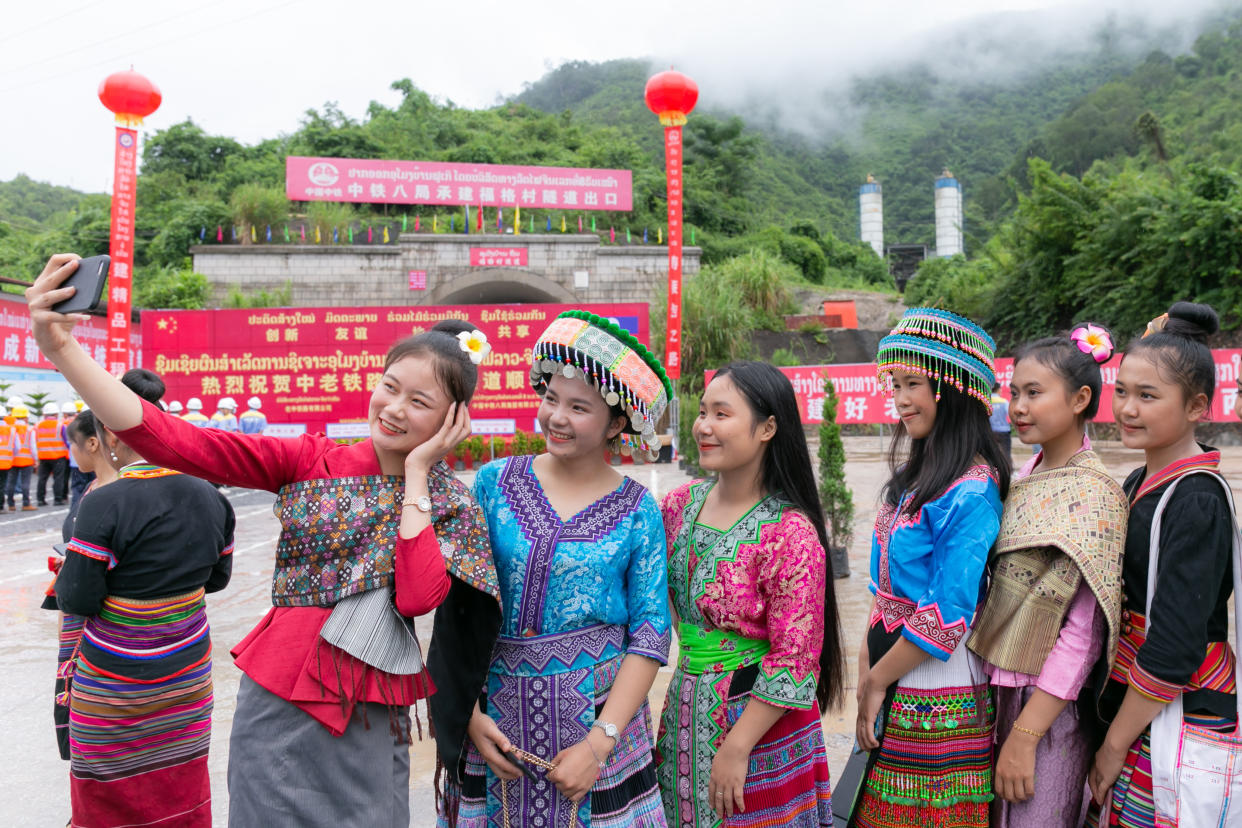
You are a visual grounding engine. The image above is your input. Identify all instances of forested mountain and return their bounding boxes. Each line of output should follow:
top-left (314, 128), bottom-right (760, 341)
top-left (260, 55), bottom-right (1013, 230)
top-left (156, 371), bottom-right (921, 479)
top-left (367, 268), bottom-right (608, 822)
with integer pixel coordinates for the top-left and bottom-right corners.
top-left (1, 7), bottom-right (1240, 345)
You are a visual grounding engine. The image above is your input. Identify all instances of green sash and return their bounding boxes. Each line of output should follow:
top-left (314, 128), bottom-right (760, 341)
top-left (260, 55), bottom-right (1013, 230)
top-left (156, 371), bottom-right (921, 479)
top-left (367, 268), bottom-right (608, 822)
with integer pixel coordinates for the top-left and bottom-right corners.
top-left (678, 621), bottom-right (770, 674)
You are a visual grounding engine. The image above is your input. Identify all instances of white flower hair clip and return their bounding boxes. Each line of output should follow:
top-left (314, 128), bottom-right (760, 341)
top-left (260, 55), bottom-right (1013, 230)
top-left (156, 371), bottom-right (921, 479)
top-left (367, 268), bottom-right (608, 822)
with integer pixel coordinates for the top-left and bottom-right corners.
top-left (457, 330), bottom-right (491, 365)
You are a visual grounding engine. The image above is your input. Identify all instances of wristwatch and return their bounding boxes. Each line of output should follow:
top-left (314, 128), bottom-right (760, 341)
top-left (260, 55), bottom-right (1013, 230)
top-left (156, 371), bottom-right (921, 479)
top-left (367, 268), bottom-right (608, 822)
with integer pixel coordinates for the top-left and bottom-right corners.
top-left (404, 494), bottom-right (432, 513)
top-left (593, 721), bottom-right (620, 741)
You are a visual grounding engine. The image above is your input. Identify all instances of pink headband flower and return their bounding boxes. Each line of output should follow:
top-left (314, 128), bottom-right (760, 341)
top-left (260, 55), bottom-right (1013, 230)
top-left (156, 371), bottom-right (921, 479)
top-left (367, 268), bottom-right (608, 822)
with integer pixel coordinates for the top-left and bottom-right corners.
top-left (1071, 323), bottom-right (1112, 363)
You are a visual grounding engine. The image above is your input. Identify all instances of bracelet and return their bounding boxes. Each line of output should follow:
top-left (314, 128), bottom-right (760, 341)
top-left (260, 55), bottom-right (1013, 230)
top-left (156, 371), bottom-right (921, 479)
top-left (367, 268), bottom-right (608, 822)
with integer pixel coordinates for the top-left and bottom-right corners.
top-left (584, 734), bottom-right (607, 769)
top-left (1012, 724), bottom-right (1045, 739)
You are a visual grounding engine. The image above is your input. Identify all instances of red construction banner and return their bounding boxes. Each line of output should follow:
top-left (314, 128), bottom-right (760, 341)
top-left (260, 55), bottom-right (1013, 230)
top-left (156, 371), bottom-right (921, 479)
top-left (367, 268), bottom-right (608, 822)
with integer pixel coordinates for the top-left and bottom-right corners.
top-left (663, 125), bottom-right (683, 380)
top-left (0, 296), bottom-right (142, 372)
top-left (106, 127), bottom-right (138, 375)
top-left (287, 157), bottom-right (633, 211)
top-left (721, 351), bottom-right (1242, 425)
top-left (143, 303), bottom-right (648, 435)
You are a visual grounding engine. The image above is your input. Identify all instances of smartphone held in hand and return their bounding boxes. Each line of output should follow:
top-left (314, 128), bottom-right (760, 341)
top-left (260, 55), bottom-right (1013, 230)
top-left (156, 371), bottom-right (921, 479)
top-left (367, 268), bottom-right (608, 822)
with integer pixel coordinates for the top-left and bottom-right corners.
top-left (51, 254), bottom-right (110, 314)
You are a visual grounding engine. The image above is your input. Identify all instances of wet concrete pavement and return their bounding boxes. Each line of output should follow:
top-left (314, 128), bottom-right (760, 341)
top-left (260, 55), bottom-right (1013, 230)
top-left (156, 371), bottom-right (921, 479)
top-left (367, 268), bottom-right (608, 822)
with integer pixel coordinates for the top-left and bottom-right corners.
top-left (2, 437), bottom-right (1237, 826)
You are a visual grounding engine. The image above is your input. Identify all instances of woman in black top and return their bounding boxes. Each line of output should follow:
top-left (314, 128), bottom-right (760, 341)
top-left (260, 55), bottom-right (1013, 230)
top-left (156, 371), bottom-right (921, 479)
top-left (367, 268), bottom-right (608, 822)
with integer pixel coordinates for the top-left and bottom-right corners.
top-left (54, 369), bottom-right (235, 828)
top-left (1086, 303), bottom-right (1236, 827)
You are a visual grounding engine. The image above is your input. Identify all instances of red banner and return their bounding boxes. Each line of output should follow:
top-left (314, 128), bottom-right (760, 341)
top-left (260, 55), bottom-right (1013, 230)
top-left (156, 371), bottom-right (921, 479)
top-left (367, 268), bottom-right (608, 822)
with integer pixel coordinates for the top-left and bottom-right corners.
top-left (760, 352), bottom-right (1242, 425)
top-left (663, 126), bottom-right (683, 380)
top-left (470, 247), bottom-right (529, 267)
top-left (287, 157), bottom-right (633, 211)
top-left (106, 127), bottom-right (138, 375)
top-left (0, 297), bottom-right (141, 373)
top-left (142, 303), bottom-right (648, 435)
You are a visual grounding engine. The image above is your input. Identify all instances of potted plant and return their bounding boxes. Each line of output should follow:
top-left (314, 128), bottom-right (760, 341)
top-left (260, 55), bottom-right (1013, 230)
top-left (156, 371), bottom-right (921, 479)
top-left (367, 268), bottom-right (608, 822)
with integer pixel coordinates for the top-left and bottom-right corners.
top-left (818, 378), bottom-right (853, 578)
top-left (452, 441), bottom-right (468, 471)
top-left (468, 436), bottom-right (487, 468)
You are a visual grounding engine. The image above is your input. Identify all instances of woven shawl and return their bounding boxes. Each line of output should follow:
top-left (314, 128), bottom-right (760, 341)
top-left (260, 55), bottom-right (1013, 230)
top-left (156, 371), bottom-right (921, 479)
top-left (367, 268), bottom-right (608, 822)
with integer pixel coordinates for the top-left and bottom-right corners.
top-left (270, 460), bottom-right (498, 608)
top-left (968, 450), bottom-right (1127, 674)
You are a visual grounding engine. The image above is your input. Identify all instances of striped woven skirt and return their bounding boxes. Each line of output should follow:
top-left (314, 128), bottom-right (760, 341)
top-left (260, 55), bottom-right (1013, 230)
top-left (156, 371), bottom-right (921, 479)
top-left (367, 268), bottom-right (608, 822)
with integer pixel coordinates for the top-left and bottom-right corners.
top-left (448, 624), bottom-right (666, 828)
top-left (851, 643), bottom-right (994, 828)
top-left (655, 667), bottom-right (832, 827)
top-left (68, 591), bottom-right (215, 828)
top-left (54, 612), bottom-right (86, 761)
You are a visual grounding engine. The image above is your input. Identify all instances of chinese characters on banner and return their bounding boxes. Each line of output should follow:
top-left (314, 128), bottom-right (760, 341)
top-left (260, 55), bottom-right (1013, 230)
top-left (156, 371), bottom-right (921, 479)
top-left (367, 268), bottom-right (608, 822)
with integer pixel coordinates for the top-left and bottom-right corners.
top-left (761, 351), bottom-right (1242, 425)
top-left (0, 298), bottom-right (141, 372)
top-left (663, 126), bottom-right (683, 380)
top-left (469, 247), bottom-right (529, 267)
top-left (286, 157), bottom-right (633, 211)
top-left (142, 303), bottom-right (648, 435)
top-left (106, 128), bottom-right (138, 375)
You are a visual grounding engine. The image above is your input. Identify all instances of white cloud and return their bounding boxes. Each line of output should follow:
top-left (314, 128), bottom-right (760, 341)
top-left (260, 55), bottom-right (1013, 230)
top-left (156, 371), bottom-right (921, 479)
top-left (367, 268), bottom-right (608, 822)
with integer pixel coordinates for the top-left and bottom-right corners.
top-left (0, 0), bottom-right (1228, 192)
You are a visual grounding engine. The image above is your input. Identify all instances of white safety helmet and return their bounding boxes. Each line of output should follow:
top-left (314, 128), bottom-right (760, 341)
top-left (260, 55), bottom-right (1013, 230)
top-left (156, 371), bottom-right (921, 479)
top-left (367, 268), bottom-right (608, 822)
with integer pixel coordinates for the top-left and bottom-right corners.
top-left (0, 405), bottom-right (7, 417)
top-left (247, 396), bottom-right (262, 410)
top-left (168, 401), bottom-right (184, 414)
top-left (61, 401), bottom-right (77, 415)
top-left (43, 405), bottom-right (59, 417)
top-left (186, 398), bottom-right (203, 411)
top-left (219, 397), bottom-right (237, 411)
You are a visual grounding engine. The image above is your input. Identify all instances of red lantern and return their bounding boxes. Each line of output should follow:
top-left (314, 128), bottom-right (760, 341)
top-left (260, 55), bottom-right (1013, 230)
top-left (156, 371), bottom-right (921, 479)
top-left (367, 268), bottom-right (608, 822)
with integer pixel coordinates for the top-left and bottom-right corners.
top-left (98, 69), bottom-right (162, 126)
top-left (644, 70), bottom-right (699, 126)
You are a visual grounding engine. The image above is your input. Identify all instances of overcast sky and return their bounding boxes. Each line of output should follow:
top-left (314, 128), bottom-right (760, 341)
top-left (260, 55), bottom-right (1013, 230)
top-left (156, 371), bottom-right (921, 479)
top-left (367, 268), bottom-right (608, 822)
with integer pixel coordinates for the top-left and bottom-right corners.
top-left (0, 0), bottom-right (1230, 193)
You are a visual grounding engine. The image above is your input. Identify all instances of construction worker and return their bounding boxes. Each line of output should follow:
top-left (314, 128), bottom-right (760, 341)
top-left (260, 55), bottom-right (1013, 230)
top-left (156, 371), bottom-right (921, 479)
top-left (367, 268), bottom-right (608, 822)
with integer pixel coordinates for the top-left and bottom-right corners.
top-left (182, 398), bottom-right (210, 428)
top-left (239, 396), bottom-right (267, 435)
top-left (168, 400), bottom-right (184, 416)
top-left (35, 404), bottom-right (69, 506)
top-left (0, 405), bottom-right (11, 507)
top-left (7, 405), bottom-right (37, 511)
top-left (210, 397), bottom-right (239, 432)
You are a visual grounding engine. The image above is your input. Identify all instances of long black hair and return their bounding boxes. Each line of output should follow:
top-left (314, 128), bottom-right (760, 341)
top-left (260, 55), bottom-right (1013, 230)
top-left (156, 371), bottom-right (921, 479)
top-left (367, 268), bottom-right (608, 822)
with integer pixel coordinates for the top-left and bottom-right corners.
top-left (883, 381), bottom-right (1011, 515)
top-left (384, 319), bottom-right (482, 404)
top-left (1014, 322), bottom-right (1116, 422)
top-left (711, 361), bottom-right (845, 712)
top-left (1125, 301), bottom-right (1218, 405)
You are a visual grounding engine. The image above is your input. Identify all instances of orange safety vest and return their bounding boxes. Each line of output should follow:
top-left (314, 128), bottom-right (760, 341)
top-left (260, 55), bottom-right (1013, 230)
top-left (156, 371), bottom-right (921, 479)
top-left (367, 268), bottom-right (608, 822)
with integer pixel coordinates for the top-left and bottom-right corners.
top-left (0, 422), bottom-right (11, 470)
top-left (11, 423), bottom-right (36, 467)
top-left (36, 418), bottom-right (68, 460)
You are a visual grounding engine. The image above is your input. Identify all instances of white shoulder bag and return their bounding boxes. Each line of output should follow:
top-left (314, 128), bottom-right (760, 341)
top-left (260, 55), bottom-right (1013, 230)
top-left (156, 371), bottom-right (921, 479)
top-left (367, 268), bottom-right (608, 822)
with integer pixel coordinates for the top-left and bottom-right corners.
top-left (1145, 470), bottom-right (1242, 827)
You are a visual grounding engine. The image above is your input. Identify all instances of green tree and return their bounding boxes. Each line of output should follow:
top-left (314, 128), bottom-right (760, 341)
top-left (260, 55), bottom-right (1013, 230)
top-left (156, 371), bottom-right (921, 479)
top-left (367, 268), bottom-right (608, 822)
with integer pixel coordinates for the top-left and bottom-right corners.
top-left (818, 379), bottom-right (854, 552)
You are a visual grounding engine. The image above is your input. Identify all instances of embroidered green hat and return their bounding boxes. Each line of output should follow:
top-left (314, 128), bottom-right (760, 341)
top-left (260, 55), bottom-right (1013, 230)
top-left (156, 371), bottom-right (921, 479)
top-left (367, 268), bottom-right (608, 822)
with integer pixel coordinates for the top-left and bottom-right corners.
top-left (529, 310), bottom-right (672, 457)
top-left (876, 307), bottom-right (996, 414)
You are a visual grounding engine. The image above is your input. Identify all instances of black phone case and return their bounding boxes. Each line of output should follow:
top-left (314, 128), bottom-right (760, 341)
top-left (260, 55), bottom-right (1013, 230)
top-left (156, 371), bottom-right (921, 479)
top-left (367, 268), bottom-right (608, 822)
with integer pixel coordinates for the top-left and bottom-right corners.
top-left (53, 255), bottom-right (110, 314)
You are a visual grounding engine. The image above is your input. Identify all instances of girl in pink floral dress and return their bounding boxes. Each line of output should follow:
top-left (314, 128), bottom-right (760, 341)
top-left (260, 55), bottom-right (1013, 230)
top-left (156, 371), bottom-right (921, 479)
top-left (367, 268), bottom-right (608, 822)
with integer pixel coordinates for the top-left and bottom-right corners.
top-left (656, 361), bottom-right (845, 827)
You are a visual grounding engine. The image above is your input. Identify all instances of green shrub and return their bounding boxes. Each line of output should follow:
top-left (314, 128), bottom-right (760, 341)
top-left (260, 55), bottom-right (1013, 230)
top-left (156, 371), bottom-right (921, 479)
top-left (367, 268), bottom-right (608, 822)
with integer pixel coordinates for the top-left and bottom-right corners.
top-left (770, 348), bottom-right (801, 367)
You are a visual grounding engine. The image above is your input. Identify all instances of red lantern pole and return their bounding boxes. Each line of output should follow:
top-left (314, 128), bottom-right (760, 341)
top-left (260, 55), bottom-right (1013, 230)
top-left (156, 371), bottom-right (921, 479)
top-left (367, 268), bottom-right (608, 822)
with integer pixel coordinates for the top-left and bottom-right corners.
top-left (98, 70), bottom-right (161, 375)
top-left (644, 70), bottom-right (698, 383)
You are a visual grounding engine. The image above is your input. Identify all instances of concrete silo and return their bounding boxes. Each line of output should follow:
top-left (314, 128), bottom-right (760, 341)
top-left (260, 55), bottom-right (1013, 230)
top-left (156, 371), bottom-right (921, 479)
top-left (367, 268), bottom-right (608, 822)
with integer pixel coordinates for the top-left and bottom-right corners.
top-left (934, 169), bottom-right (964, 257)
top-left (859, 174), bottom-right (883, 257)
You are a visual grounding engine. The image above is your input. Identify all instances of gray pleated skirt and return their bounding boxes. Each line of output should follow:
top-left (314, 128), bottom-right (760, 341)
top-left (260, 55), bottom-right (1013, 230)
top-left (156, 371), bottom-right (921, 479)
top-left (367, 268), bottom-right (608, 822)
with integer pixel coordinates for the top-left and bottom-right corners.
top-left (227, 674), bottom-right (411, 827)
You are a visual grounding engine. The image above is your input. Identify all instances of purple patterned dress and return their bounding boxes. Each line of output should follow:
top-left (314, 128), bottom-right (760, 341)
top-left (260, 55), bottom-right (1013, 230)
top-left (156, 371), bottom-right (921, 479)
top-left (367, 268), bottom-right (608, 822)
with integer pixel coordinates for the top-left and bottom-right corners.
top-left (448, 455), bottom-right (671, 828)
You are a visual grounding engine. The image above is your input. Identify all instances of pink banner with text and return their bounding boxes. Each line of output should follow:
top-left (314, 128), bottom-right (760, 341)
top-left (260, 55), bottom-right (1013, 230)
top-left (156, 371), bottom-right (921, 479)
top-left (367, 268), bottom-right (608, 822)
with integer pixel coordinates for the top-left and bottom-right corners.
top-left (287, 157), bottom-right (633, 210)
top-left (721, 351), bottom-right (1242, 425)
top-left (470, 247), bottom-right (529, 267)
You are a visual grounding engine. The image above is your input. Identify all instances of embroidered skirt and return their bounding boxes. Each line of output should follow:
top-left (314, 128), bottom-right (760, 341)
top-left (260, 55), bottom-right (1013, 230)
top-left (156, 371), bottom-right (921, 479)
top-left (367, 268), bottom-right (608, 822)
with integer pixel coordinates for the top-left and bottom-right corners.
top-left (449, 623), bottom-right (665, 828)
top-left (655, 626), bottom-right (832, 828)
top-left (68, 593), bottom-right (215, 828)
top-left (852, 641), bottom-right (994, 828)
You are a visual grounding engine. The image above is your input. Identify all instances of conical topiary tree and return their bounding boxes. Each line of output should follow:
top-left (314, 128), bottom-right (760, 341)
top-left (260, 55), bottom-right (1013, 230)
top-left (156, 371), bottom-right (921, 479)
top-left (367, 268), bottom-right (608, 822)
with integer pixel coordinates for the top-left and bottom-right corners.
top-left (818, 377), bottom-right (853, 577)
